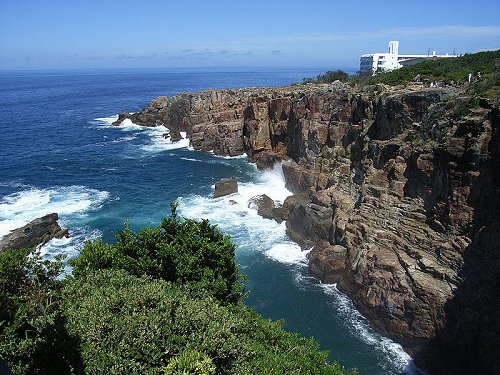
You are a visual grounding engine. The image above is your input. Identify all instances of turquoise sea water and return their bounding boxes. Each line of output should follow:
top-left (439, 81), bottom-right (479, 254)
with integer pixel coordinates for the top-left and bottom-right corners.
top-left (0, 68), bottom-right (422, 374)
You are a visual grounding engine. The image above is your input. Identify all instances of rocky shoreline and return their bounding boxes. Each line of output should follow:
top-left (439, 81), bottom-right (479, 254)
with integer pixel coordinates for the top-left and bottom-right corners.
top-left (115, 82), bottom-right (499, 374)
top-left (0, 213), bottom-right (68, 254)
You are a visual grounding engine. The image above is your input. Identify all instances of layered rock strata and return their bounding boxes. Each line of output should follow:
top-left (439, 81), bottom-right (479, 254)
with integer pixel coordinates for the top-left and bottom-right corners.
top-left (0, 213), bottom-right (69, 253)
top-left (116, 83), bottom-right (499, 374)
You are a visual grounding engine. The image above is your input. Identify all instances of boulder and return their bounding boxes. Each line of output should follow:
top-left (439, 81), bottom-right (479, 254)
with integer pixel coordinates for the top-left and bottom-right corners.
top-left (213, 178), bottom-right (238, 198)
top-left (169, 130), bottom-right (183, 142)
top-left (112, 111), bottom-right (130, 126)
top-left (248, 194), bottom-right (285, 223)
top-left (281, 193), bottom-right (310, 220)
top-left (0, 213), bottom-right (69, 253)
top-left (253, 151), bottom-right (286, 170)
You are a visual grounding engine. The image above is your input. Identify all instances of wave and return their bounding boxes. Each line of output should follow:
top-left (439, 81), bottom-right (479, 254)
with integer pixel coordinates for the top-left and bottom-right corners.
top-left (117, 118), bottom-right (147, 132)
top-left (209, 151), bottom-right (248, 160)
top-left (111, 134), bottom-right (137, 143)
top-left (96, 114), bottom-right (191, 153)
top-left (141, 128), bottom-right (190, 152)
top-left (94, 115), bottom-right (119, 125)
top-left (265, 243), bottom-right (309, 265)
top-left (0, 185), bottom-right (110, 240)
top-left (178, 163), bottom-right (292, 250)
top-left (317, 283), bottom-right (425, 374)
top-left (39, 227), bottom-right (102, 274)
top-left (179, 157), bottom-right (204, 162)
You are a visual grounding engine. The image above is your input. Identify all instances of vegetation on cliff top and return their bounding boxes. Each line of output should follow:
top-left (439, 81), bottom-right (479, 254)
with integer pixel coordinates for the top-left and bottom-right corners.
top-left (0, 207), bottom-right (357, 375)
top-left (371, 49), bottom-right (499, 88)
top-left (303, 69), bottom-right (350, 84)
top-left (304, 49), bottom-right (500, 100)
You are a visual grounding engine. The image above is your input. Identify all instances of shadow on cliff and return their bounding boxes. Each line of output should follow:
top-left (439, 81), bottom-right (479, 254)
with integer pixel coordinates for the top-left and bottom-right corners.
top-left (414, 107), bottom-right (500, 375)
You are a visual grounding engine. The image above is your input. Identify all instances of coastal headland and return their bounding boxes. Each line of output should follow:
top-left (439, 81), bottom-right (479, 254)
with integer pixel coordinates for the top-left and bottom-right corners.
top-left (115, 80), bottom-right (499, 374)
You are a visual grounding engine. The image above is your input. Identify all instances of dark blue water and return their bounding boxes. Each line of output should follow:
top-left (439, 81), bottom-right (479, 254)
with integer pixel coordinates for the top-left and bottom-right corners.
top-left (0, 68), bottom-right (419, 375)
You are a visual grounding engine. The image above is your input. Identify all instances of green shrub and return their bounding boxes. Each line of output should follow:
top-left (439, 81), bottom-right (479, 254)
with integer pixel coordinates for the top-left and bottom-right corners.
top-left (63, 269), bottom-right (356, 375)
top-left (304, 70), bottom-right (350, 84)
top-left (71, 205), bottom-right (244, 303)
top-left (0, 212), bottom-right (357, 375)
top-left (372, 49), bottom-right (500, 93)
top-left (165, 349), bottom-right (216, 375)
top-left (0, 248), bottom-right (78, 374)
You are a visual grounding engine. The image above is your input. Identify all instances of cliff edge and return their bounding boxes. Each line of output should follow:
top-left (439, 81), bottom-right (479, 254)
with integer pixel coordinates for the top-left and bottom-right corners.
top-left (116, 81), bottom-right (499, 374)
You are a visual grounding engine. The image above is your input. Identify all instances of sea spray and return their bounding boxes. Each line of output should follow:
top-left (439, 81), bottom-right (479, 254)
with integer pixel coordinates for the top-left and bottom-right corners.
top-left (0, 186), bottom-right (109, 240)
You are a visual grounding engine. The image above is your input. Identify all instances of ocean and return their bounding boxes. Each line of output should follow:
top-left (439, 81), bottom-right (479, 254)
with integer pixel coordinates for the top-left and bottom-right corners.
top-left (0, 68), bottom-right (422, 375)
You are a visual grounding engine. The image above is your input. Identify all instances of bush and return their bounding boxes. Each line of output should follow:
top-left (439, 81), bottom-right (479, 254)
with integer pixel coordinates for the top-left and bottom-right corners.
top-left (63, 269), bottom-right (356, 375)
top-left (0, 248), bottom-right (78, 375)
top-left (71, 204), bottom-right (244, 303)
top-left (372, 49), bottom-right (500, 93)
top-left (304, 70), bottom-right (350, 84)
top-left (0, 211), bottom-right (357, 375)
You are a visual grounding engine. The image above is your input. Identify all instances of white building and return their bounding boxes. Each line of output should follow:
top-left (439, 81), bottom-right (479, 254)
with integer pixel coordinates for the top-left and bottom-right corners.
top-left (360, 41), bottom-right (456, 75)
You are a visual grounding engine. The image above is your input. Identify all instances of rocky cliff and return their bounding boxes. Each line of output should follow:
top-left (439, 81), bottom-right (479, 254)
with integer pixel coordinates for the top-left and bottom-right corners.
top-left (116, 82), bottom-right (499, 374)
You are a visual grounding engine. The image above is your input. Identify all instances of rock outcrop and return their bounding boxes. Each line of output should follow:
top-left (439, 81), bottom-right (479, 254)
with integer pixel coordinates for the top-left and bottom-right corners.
top-left (117, 83), bottom-right (499, 374)
top-left (248, 194), bottom-right (285, 223)
top-left (0, 213), bottom-right (69, 253)
top-left (213, 178), bottom-right (238, 198)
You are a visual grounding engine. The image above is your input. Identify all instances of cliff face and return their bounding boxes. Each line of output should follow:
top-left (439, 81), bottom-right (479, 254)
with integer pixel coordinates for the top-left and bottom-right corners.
top-left (117, 83), bottom-right (499, 374)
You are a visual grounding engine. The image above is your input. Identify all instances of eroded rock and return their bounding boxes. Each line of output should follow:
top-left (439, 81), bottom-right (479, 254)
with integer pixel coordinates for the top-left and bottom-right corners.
top-left (248, 194), bottom-right (285, 223)
top-left (213, 178), bottom-right (238, 198)
top-left (0, 213), bottom-right (69, 253)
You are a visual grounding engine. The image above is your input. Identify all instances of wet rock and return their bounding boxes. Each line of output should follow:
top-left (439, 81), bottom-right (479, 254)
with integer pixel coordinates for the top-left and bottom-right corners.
top-left (112, 111), bottom-right (130, 126)
top-left (169, 130), bottom-right (183, 142)
top-left (0, 213), bottom-right (69, 253)
top-left (213, 178), bottom-right (238, 198)
top-left (248, 194), bottom-right (285, 223)
top-left (254, 151), bottom-right (286, 170)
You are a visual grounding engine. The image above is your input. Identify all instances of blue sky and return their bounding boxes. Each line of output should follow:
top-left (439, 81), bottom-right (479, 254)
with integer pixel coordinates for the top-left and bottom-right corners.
top-left (1, 0), bottom-right (499, 70)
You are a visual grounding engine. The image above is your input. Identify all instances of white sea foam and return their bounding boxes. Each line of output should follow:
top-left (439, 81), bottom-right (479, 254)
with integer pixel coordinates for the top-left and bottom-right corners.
top-left (265, 243), bottom-right (309, 265)
top-left (141, 126), bottom-right (190, 152)
top-left (317, 283), bottom-right (423, 374)
top-left (179, 162), bottom-right (302, 266)
top-left (39, 227), bottom-right (102, 273)
top-left (96, 113), bottom-right (191, 153)
top-left (209, 151), bottom-right (248, 159)
top-left (111, 134), bottom-right (137, 143)
top-left (179, 157), bottom-right (203, 162)
top-left (179, 163), bottom-right (292, 250)
top-left (118, 118), bottom-right (146, 131)
top-left (0, 186), bottom-right (109, 240)
top-left (95, 115), bottom-right (119, 125)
